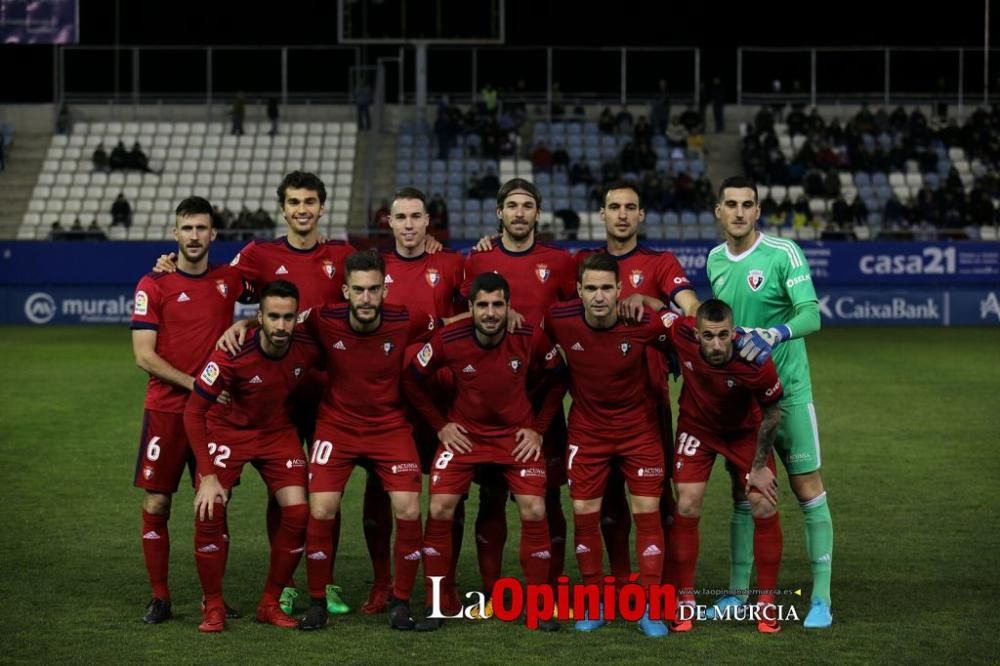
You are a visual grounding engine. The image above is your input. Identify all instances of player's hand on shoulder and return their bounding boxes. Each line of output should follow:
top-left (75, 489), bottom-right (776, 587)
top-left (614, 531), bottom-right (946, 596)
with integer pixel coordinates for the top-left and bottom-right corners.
top-left (512, 428), bottom-right (542, 462)
top-left (473, 235), bottom-right (496, 253)
top-left (438, 422), bottom-right (472, 453)
top-left (617, 293), bottom-right (646, 325)
top-left (217, 319), bottom-right (250, 354)
top-left (424, 235), bottom-right (443, 254)
top-left (153, 252), bottom-right (178, 273)
top-left (507, 307), bottom-right (525, 333)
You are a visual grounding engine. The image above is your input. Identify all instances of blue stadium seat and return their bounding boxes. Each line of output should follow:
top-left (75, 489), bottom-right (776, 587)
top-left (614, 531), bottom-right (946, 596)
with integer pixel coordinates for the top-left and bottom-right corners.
top-left (680, 211), bottom-right (697, 225)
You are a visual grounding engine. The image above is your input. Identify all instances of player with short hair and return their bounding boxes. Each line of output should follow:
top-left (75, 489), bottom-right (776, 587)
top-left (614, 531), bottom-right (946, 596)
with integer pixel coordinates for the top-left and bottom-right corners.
top-left (130, 196), bottom-right (245, 623)
top-left (184, 280), bottom-right (319, 632)
top-left (707, 175), bottom-right (834, 629)
top-left (663, 298), bottom-right (784, 634)
top-left (404, 271), bottom-right (568, 632)
top-left (575, 180), bottom-right (699, 588)
top-left (462, 178), bottom-right (577, 615)
top-left (297, 250), bottom-right (436, 632)
top-left (361, 187), bottom-right (467, 615)
top-left (544, 253), bottom-right (673, 637)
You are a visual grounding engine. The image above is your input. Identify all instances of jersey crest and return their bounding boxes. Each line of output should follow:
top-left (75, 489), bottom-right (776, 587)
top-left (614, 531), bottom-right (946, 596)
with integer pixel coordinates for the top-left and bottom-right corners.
top-left (629, 269), bottom-right (644, 287)
top-left (383, 341), bottom-right (395, 356)
top-left (425, 268), bottom-right (441, 287)
top-left (619, 341), bottom-right (632, 356)
top-left (747, 269), bottom-right (766, 291)
top-left (509, 357), bottom-right (523, 374)
top-left (322, 260), bottom-right (335, 279)
top-left (215, 279), bottom-right (229, 298)
top-left (535, 264), bottom-right (550, 283)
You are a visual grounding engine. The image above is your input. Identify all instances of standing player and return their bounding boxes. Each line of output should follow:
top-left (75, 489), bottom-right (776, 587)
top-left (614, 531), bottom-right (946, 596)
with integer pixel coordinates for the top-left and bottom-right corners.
top-left (707, 176), bottom-right (834, 628)
top-left (544, 254), bottom-right (672, 637)
top-left (404, 272), bottom-right (567, 632)
top-left (130, 196), bottom-right (244, 623)
top-left (463, 178), bottom-right (577, 613)
top-left (576, 180), bottom-right (699, 588)
top-left (361, 187), bottom-right (467, 615)
top-left (297, 251), bottom-right (436, 632)
top-left (184, 281), bottom-right (318, 632)
top-left (664, 299), bottom-right (785, 634)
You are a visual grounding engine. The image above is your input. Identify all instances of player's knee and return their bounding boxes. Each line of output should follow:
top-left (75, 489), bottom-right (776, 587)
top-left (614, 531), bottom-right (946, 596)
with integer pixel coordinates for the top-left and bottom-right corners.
top-left (789, 471), bottom-right (825, 502)
top-left (143, 492), bottom-right (172, 515)
top-left (674, 494), bottom-right (702, 518)
top-left (518, 498), bottom-right (546, 522)
top-left (749, 496), bottom-right (777, 519)
top-left (393, 502), bottom-right (421, 522)
top-left (630, 495), bottom-right (659, 515)
top-left (430, 499), bottom-right (457, 520)
top-left (309, 499), bottom-right (339, 521)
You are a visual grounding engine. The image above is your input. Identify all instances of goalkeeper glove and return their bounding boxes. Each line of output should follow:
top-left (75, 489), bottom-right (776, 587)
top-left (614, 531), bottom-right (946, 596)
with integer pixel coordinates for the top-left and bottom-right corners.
top-left (735, 324), bottom-right (790, 365)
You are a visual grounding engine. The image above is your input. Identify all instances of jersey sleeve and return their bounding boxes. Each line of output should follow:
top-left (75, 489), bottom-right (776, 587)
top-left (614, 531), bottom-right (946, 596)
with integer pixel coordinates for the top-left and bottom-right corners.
top-left (752, 361), bottom-right (784, 407)
top-left (781, 241), bottom-right (819, 307)
top-left (644, 307), bottom-right (677, 352)
top-left (557, 252), bottom-right (578, 300)
top-left (529, 327), bottom-right (568, 432)
top-left (130, 276), bottom-right (162, 330)
top-left (407, 308), bottom-right (438, 345)
top-left (459, 253), bottom-right (476, 299)
top-left (656, 253), bottom-right (695, 306)
top-left (185, 350), bottom-right (230, 474)
top-left (403, 332), bottom-right (449, 431)
top-left (229, 240), bottom-right (261, 288)
top-left (191, 349), bottom-right (230, 402)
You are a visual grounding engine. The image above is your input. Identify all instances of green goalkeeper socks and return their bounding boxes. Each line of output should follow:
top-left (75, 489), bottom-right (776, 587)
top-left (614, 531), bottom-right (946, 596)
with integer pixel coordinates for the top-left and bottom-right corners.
top-left (728, 501), bottom-right (753, 601)
top-left (801, 492), bottom-right (833, 605)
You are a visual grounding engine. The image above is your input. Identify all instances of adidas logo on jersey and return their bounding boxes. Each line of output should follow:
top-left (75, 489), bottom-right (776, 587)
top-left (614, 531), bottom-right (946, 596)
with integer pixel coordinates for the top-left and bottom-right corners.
top-left (177, 292), bottom-right (191, 302)
top-left (197, 543), bottom-right (221, 553)
top-left (642, 544), bottom-right (663, 557)
top-left (575, 544), bottom-right (591, 554)
top-left (275, 265), bottom-right (289, 275)
top-left (307, 551), bottom-right (328, 561)
top-left (462, 364), bottom-right (476, 373)
top-left (142, 531), bottom-right (161, 540)
top-left (333, 340), bottom-right (346, 350)
top-left (570, 342), bottom-right (585, 351)
top-left (250, 375), bottom-right (263, 384)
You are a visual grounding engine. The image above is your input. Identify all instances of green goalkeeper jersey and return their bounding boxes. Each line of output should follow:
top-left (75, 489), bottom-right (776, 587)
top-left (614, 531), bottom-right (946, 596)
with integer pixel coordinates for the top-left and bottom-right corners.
top-left (706, 233), bottom-right (817, 406)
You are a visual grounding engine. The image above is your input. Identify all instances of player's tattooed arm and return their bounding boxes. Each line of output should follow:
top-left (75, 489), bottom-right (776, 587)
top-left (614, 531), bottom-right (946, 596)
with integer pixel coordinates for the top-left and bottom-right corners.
top-left (746, 401), bottom-right (781, 505)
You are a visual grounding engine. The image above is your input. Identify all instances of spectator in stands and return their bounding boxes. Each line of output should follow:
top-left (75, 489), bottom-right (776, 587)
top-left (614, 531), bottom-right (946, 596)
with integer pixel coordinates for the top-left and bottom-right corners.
top-left (650, 79), bottom-right (671, 135)
top-left (552, 143), bottom-right (570, 171)
top-left (87, 219), bottom-right (108, 241)
top-left (807, 108), bottom-right (826, 135)
top-left (637, 142), bottom-right (657, 172)
top-left (478, 167), bottom-right (501, 200)
top-left (92, 143), bottom-right (110, 172)
top-left (598, 107), bottom-right (616, 134)
top-left (69, 217), bottom-right (85, 237)
top-left (616, 106), bottom-right (634, 135)
top-left (231, 93), bottom-right (245, 135)
top-left (710, 77), bottom-right (726, 133)
top-left (355, 79), bottom-right (372, 131)
top-left (619, 141), bottom-right (639, 174)
top-left (802, 167), bottom-right (825, 197)
top-left (267, 97), bottom-right (279, 136)
top-left (849, 196), bottom-right (869, 225)
top-left (679, 106), bottom-right (701, 133)
top-left (554, 208), bottom-right (580, 240)
top-left (531, 141), bottom-right (554, 173)
top-left (428, 192), bottom-right (448, 233)
top-left (0, 135), bottom-right (5, 171)
top-left (787, 105), bottom-right (808, 137)
top-left (111, 193), bottom-right (132, 228)
top-left (49, 221), bottom-right (64, 240)
top-left (633, 115), bottom-right (653, 147)
top-left (372, 199), bottom-right (390, 234)
top-left (56, 104), bottom-right (73, 135)
top-left (754, 105), bottom-right (775, 135)
top-left (110, 141), bottom-right (129, 171)
top-left (479, 82), bottom-right (498, 116)
top-left (570, 162), bottom-right (594, 188)
top-left (821, 221), bottom-right (855, 241)
top-left (128, 142), bottom-right (156, 173)
top-left (830, 196), bottom-right (852, 227)
top-left (665, 116), bottom-right (688, 149)
top-left (434, 108), bottom-right (454, 160)
top-left (550, 82), bottom-right (566, 118)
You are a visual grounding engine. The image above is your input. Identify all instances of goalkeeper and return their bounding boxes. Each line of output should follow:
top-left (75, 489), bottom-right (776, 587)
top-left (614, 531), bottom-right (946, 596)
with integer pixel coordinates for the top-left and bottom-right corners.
top-left (703, 176), bottom-right (833, 629)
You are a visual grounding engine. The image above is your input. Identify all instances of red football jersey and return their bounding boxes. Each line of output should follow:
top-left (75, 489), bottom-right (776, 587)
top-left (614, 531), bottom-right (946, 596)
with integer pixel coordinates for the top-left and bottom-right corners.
top-left (230, 238), bottom-right (356, 309)
top-left (545, 302), bottom-right (671, 442)
top-left (666, 315), bottom-right (784, 433)
top-left (575, 245), bottom-right (694, 304)
top-left (301, 303), bottom-right (435, 432)
top-left (462, 241), bottom-right (576, 326)
top-left (405, 322), bottom-right (565, 438)
top-left (184, 327), bottom-right (322, 471)
top-left (130, 265), bottom-right (244, 413)
top-left (384, 248), bottom-right (465, 319)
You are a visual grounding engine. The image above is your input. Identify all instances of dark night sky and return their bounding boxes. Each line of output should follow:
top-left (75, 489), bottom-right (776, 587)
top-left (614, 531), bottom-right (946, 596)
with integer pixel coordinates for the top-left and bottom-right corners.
top-left (1, 0), bottom-right (993, 102)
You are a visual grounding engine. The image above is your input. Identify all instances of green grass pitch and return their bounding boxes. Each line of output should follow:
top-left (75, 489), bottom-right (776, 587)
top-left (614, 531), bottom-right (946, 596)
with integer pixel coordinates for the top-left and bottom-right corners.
top-left (0, 326), bottom-right (997, 664)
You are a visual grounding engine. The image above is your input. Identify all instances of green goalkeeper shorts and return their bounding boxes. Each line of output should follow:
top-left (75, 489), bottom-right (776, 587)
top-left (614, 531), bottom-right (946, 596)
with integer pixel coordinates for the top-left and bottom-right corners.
top-left (774, 401), bottom-right (822, 476)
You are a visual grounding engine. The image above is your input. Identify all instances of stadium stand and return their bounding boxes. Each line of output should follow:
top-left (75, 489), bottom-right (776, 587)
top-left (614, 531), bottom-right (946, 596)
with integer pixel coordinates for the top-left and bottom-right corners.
top-left (19, 120), bottom-right (358, 241)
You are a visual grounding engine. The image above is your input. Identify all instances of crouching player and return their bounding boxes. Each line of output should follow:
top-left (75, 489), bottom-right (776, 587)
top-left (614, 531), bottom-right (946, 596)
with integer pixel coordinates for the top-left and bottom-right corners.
top-left (184, 280), bottom-right (319, 632)
top-left (664, 299), bottom-right (785, 633)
